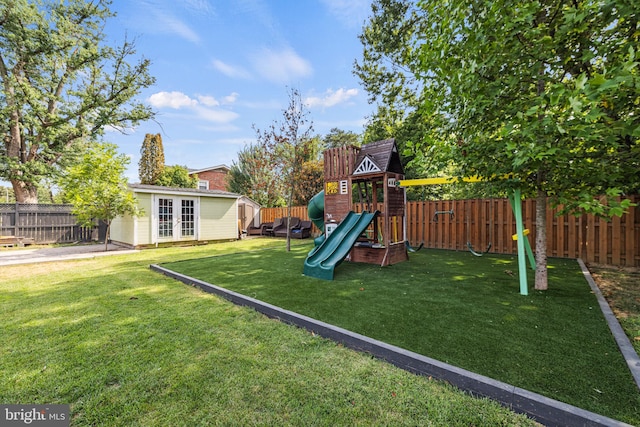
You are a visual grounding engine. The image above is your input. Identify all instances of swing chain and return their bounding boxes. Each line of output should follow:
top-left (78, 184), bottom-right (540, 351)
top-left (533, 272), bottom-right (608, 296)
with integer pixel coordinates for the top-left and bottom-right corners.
top-left (432, 209), bottom-right (454, 222)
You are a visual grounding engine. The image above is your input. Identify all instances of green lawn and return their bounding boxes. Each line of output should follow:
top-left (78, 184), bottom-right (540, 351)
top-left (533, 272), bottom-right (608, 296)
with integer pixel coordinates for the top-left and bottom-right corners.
top-left (0, 239), bottom-right (537, 426)
top-left (163, 242), bottom-right (640, 425)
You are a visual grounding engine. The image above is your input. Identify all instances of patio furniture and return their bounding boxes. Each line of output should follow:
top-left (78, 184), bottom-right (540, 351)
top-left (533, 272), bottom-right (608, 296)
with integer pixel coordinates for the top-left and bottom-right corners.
top-left (273, 217), bottom-right (301, 237)
top-left (247, 222), bottom-right (272, 236)
top-left (264, 218), bottom-right (284, 236)
top-left (291, 220), bottom-right (312, 239)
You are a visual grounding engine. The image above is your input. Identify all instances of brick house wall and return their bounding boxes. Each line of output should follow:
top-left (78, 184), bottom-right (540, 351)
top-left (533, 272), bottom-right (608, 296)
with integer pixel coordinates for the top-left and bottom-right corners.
top-left (192, 169), bottom-right (228, 191)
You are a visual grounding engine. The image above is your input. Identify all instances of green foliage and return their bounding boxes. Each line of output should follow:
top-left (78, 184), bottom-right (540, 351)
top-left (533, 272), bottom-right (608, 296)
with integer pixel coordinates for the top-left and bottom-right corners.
top-left (418, 0), bottom-right (639, 215)
top-left (0, 186), bottom-right (15, 203)
top-left (0, 0), bottom-right (155, 202)
top-left (357, 0), bottom-right (639, 216)
top-left (292, 160), bottom-right (324, 206)
top-left (155, 165), bottom-right (198, 189)
top-left (227, 143), bottom-right (285, 207)
top-left (354, 2), bottom-right (455, 199)
top-left (138, 133), bottom-right (165, 184)
top-left (323, 128), bottom-right (361, 148)
top-left (59, 142), bottom-right (139, 250)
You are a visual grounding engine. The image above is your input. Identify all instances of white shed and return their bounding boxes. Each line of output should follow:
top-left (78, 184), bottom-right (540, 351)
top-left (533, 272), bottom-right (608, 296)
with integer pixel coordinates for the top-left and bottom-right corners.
top-left (238, 195), bottom-right (261, 232)
top-left (110, 184), bottom-right (240, 248)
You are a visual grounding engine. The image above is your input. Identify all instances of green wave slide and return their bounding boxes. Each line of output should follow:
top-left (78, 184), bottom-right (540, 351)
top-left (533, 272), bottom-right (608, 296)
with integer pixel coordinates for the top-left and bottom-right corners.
top-left (303, 208), bottom-right (378, 281)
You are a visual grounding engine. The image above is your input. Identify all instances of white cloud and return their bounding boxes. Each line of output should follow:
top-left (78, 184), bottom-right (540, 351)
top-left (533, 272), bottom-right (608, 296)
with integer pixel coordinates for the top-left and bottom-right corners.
top-left (212, 59), bottom-right (252, 79)
top-left (305, 88), bottom-right (359, 108)
top-left (194, 105), bottom-right (239, 123)
top-left (197, 95), bottom-right (219, 107)
top-left (147, 91), bottom-right (238, 124)
top-left (250, 47), bottom-right (313, 83)
top-left (222, 92), bottom-right (239, 104)
top-left (148, 91), bottom-right (198, 109)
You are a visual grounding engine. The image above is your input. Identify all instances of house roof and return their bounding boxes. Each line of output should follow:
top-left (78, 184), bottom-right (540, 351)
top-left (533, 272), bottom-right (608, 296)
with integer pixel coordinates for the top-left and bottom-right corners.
top-left (128, 184), bottom-right (239, 199)
top-left (353, 138), bottom-right (404, 176)
top-left (238, 195), bottom-right (262, 207)
top-left (187, 164), bottom-right (231, 175)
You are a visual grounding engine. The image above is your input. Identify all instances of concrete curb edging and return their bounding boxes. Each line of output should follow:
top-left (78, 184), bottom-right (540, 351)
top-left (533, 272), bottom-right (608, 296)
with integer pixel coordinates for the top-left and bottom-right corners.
top-left (578, 259), bottom-right (640, 389)
top-left (150, 264), bottom-right (632, 427)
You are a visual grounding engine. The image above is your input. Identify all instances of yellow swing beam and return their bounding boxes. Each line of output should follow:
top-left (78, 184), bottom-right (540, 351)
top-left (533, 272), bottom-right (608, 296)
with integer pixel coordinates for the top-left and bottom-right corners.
top-left (398, 176), bottom-right (483, 187)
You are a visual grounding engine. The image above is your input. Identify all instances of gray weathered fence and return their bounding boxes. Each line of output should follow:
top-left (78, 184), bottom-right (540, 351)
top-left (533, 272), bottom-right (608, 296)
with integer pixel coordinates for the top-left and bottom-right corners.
top-left (0, 204), bottom-right (102, 244)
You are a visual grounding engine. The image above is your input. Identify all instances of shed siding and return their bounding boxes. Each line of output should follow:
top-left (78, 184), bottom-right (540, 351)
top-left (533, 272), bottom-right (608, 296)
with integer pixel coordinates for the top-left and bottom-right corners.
top-left (136, 193), bottom-right (153, 245)
top-left (200, 197), bottom-right (237, 240)
top-left (110, 215), bottom-right (134, 245)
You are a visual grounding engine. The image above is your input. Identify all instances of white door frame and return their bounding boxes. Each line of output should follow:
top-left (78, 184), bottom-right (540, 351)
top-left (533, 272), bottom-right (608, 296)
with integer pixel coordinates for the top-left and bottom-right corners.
top-left (152, 195), bottom-right (199, 243)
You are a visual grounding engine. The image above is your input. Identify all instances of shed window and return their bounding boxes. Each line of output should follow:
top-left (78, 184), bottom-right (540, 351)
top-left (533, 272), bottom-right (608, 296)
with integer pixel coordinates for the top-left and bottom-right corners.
top-left (158, 198), bottom-right (173, 237)
top-left (181, 200), bottom-right (195, 237)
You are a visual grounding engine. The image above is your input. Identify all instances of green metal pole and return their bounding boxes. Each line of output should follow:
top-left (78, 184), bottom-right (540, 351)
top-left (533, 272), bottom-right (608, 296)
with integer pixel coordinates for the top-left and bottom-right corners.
top-left (510, 189), bottom-right (529, 296)
top-left (524, 235), bottom-right (536, 271)
top-left (508, 197), bottom-right (536, 272)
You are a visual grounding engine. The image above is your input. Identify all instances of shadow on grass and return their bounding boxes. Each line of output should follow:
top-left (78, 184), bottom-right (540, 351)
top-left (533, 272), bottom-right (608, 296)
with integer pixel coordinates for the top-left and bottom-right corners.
top-left (163, 245), bottom-right (640, 425)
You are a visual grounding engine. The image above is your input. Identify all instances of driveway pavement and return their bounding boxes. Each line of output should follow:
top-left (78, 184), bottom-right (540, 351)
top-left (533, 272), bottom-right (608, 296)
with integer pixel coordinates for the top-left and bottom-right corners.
top-left (0, 244), bottom-right (139, 266)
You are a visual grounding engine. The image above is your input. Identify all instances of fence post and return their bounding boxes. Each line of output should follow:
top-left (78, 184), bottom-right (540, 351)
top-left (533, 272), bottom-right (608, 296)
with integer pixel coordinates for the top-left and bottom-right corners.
top-left (14, 202), bottom-right (20, 237)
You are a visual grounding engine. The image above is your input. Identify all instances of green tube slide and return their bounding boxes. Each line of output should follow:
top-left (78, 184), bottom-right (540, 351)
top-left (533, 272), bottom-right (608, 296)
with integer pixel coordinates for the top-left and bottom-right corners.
top-left (307, 190), bottom-right (325, 247)
top-left (307, 190), bottom-right (325, 232)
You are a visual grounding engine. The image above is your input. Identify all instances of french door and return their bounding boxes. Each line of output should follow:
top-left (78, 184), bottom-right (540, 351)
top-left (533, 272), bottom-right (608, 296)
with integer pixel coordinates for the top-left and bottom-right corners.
top-left (156, 197), bottom-right (198, 241)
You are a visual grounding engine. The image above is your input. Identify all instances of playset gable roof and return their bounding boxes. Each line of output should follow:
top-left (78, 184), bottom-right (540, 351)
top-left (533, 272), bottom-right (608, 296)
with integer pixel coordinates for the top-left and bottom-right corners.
top-left (353, 138), bottom-right (404, 176)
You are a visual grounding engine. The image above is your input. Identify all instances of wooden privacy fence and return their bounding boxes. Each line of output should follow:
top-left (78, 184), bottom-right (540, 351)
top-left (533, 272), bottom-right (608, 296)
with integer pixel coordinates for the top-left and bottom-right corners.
top-left (0, 204), bottom-right (102, 244)
top-left (261, 195), bottom-right (640, 267)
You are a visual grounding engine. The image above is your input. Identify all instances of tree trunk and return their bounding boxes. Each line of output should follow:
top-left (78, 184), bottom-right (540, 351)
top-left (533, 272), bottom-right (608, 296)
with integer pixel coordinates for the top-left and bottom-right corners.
top-left (285, 206), bottom-right (292, 252)
top-left (534, 189), bottom-right (548, 290)
top-left (105, 221), bottom-right (110, 252)
top-left (11, 179), bottom-right (39, 203)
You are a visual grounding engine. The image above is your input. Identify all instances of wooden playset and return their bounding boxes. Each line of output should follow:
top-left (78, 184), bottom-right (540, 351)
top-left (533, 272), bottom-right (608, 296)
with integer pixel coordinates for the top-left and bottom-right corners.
top-left (322, 138), bottom-right (408, 267)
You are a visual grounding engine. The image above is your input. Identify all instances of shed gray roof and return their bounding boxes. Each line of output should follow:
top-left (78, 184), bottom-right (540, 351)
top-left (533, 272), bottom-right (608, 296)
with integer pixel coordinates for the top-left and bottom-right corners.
top-left (129, 184), bottom-right (240, 199)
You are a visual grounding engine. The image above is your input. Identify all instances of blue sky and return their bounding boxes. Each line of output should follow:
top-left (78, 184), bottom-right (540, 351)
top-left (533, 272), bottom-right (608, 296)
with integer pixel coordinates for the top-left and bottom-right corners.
top-left (104, 0), bottom-right (374, 181)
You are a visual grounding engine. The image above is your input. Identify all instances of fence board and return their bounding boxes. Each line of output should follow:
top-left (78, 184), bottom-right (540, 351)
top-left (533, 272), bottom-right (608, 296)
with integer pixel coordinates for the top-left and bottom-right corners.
top-left (612, 215), bottom-right (621, 265)
top-left (627, 206), bottom-right (636, 266)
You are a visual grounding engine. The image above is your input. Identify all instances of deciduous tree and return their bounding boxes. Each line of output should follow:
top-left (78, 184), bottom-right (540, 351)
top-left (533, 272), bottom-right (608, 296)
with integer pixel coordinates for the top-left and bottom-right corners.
top-left (0, 0), bottom-right (155, 203)
top-left (254, 87), bottom-right (314, 251)
top-left (323, 128), bottom-right (361, 148)
top-left (227, 143), bottom-right (284, 207)
top-left (155, 165), bottom-right (198, 189)
top-left (60, 142), bottom-right (139, 251)
top-left (357, 0), bottom-right (639, 290)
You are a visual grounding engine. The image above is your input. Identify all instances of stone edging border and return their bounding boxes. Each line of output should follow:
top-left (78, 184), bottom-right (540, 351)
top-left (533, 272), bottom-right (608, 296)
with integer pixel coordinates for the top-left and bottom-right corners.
top-left (150, 263), bottom-right (633, 427)
top-left (577, 259), bottom-right (640, 389)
